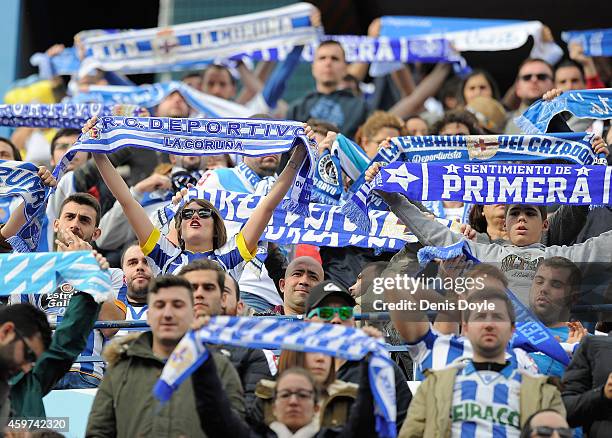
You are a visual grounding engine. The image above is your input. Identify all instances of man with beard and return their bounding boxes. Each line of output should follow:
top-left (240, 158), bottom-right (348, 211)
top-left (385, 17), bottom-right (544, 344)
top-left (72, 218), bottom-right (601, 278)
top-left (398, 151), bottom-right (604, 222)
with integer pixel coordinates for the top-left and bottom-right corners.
top-left (528, 257), bottom-right (585, 377)
top-left (115, 244), bottom-right (153, 338)
top-left (0, 304), bottom-right (50, 428)
top-left (178, 260), bottom-right (274, 405)
top-left (9, 193), bottom-right (126, 389)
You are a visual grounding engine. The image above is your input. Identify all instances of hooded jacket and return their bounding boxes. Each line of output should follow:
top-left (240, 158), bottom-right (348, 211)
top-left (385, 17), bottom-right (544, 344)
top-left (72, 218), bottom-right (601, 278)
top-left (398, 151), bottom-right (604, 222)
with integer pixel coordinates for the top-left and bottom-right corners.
top-left (86, 331), bottom-right (245, 438)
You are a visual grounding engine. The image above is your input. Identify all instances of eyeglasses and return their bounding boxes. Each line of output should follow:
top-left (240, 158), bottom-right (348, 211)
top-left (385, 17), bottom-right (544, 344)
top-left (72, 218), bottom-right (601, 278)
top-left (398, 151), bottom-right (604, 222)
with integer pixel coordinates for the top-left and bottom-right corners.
top-left (181, 208), bottom-right (213, 220)
top-left (530, 426), bottom-right (573, 438)
top-left (14, 328), bottom-right (38, 365)
top-left (275, 389), bottom-right (314, 401)
top-left (307, 306), bottom-right (353, 321)
top-left (520, 73), bottom-right (552, 82)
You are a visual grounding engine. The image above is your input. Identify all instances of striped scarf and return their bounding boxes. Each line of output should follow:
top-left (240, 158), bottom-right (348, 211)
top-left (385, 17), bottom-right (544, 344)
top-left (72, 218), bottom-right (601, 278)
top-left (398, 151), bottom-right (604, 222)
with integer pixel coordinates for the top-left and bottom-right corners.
top-left (7, 117), bottom-right (316, 252)
top-left (0, 103), bottom-right (148, 129)
top-left (78, 3), bottom-right (318, 77)
top-left (0, 251), bottom-right (112, 302)
top-left (153, 316), bottom-right (397, 438)
top-left (72, 82), bottom-right (252, 118)
top-left (347, 161), bottom-right (612, 231)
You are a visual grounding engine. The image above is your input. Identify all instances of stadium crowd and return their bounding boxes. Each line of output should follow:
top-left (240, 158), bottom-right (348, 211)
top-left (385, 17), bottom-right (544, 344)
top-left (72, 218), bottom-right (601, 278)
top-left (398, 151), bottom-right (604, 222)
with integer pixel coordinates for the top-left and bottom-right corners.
top-left (0, 4), bottom-right (611, 438)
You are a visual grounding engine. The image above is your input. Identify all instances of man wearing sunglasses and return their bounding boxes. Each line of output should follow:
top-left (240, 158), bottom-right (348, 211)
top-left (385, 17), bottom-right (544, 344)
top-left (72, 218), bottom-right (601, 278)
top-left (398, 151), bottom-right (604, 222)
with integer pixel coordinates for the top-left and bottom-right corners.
top-left (504, 58), bottom-right (554, 135)
top-left (304, 280), bottom-right (412, 432)
top-left (521, 409), bottom-right (572, 438)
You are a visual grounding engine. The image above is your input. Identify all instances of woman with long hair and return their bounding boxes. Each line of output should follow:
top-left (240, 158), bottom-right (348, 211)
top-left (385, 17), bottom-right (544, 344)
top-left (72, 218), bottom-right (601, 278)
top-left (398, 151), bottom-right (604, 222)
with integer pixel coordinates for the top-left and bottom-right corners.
top-left (85, 116), bottom-right (314, 275)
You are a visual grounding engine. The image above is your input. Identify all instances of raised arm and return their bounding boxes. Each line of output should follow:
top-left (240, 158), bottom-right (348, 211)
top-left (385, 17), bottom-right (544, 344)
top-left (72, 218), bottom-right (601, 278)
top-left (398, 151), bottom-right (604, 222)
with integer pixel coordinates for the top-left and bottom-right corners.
top-left (389, 63), bottom-right (451, 119)
top-left (240, 130), bottom-right (312, 253)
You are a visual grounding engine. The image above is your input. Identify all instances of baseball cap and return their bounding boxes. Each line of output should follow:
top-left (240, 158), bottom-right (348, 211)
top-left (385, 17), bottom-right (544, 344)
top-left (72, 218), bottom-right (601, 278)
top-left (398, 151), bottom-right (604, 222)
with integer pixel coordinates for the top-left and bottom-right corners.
top-left (305, 280), bottom-right (356, 314)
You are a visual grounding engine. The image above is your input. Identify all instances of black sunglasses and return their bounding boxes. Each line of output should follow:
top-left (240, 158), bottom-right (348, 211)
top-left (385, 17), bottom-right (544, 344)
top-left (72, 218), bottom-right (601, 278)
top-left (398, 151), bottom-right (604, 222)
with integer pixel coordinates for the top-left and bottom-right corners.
top-left (520, 73), bottom-right (551, 82)
top-left (530, 426), bottom-right (573, 438)
top-left (181, 208), bottom-right (213, 220)
top-left (14, 328), bottom-right (38, 365)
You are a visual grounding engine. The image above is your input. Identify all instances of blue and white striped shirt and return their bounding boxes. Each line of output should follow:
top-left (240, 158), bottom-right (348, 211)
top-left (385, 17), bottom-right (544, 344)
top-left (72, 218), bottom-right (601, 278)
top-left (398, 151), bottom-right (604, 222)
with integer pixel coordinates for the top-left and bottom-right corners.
top-left (406, 325), bottom-right (538, 380)
top-left (451, 361), bottom-right (522, 438)
top-left (141, 228), bottom-right (256, 277)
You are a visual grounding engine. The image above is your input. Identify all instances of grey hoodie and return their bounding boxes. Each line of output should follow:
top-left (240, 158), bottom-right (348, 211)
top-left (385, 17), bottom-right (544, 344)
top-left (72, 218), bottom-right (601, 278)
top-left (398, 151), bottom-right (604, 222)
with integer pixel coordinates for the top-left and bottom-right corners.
top-left (379, 191), bottom-right (612, 304)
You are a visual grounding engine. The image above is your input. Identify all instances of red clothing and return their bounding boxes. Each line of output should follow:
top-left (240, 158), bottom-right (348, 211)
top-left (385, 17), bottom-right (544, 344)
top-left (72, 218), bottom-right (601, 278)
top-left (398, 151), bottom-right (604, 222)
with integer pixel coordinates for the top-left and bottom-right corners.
top-left (586, 75), bottom-right (605, 89)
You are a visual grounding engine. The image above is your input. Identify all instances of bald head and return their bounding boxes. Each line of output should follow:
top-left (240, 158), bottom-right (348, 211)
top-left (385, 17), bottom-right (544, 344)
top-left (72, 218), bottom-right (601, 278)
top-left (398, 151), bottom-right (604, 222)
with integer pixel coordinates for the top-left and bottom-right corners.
top-left (280, 257), bottom-right (324, 315)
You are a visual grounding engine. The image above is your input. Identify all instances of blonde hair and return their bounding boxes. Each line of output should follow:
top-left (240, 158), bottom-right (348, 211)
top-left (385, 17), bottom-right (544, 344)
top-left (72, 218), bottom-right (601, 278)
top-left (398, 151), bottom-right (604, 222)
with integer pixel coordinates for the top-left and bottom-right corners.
top-left (354, 111), bottom-right (405, 146)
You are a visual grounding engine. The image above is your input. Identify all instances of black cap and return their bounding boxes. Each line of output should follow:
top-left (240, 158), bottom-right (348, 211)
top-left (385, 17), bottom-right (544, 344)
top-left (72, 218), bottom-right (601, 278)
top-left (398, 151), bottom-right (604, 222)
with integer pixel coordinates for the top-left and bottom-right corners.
top-left (305, 280), bottom-right (356, 315)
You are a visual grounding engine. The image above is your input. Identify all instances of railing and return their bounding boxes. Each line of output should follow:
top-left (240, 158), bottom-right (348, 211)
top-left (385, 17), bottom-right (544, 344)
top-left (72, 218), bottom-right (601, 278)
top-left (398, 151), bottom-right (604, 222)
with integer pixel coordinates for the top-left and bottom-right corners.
top-left (70, 305), bottom-right (611, 363)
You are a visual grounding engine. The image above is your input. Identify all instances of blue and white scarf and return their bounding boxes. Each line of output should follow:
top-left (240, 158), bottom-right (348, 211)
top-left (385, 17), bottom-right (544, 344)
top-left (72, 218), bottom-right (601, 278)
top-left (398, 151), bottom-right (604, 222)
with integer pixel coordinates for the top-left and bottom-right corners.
top-left (74, 116), bottom-right (316, 216)
top-left (417, 240), bottom-right (570, 366)
top-left (0, 251), bottom-right (113, 302)
top-left (561, 28), bottom-right (612, 57)
top-left (154, 316), bottom-right (397, 438)
top-left (33, 34), bottom-right (461, 78)
top-left (246, 35), bottom-right (461, 64)
top-left (312, 149), bottom-right (343, 205)
top-left (374, 16), bottom-right (563, 77)
top-left (516, 88), bottom-right (612, 134)
top-left (0, 103), bottom-right (149, 129)
top-left (72, 82), bottom-right (252, 118)
top-left (0, 161), bottom-right (47, 249)
top-left (236, 162), bottom-right (276, 196)
top-left (8, 118), bottom-right (316, 252)
top-left (348, 161), bottom-right (612, 230)
top-left (152, 186), bottom-right (455, 252)
top-left (78, 3), bottom-right (317, 77)
top-left (343, 132), bottom-right (603, 229)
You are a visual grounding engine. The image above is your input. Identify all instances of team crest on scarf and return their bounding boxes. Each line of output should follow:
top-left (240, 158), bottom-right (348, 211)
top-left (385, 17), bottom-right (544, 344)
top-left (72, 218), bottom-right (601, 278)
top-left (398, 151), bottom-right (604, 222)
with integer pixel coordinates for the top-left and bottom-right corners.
top-left (153, 28), bottom-right (180, 59)
top-left (84, 126), bottom-right (100, 140)
top-left (466, 135), bottom-right (499, 160)
top-left (317, 154), bottom-right (339, 186)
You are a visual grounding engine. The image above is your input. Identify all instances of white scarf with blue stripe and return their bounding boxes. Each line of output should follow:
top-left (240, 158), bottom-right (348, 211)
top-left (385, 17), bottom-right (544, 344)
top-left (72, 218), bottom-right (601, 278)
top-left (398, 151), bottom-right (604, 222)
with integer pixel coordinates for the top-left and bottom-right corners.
top-left (151, 186), bottom-right (456, 253)
top-left (78, 3), bottom-right (318, 77)
top-left (6, 117), bottom-right (316, 252)
top-left (0, 251), bottom-right (112, 302)
top-left (153, 316), bottom-right (397, 438)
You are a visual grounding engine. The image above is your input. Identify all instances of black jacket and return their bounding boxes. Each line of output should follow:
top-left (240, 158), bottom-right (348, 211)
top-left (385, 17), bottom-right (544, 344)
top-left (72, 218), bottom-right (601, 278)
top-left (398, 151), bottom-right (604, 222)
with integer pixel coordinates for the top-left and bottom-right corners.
top-left (561, 335), bottom-right (612, 437)
top-left (336, 359), bottom-right (411, 432)
top-left (193, 355), bottom-right (377, 438)
top-left (213, 345), bottom-right (274, 406)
